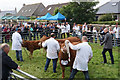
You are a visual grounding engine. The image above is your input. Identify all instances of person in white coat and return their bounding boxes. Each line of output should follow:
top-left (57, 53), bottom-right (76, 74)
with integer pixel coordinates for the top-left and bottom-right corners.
top-left (61, 23), bottom-right (66, 39)
top-left (12, 28), bottom-right (23, 61)
top-left (66, 36), bottom-right (93, 80)
top-left (113, 23), bottom-right (120, 46)
top-left (66, 22), bottom-right (70, 37)
top-left (42, 33), bottom-right (60, 73)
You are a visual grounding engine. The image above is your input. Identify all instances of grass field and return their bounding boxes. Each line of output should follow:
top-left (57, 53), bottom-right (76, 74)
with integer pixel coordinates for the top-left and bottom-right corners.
top-left (6, 42), bottom-right (119, 79)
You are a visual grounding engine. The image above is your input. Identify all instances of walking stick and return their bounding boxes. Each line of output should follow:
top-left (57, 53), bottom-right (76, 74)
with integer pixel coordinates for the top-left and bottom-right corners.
top-left (23, 47), bottom-right (29, 58)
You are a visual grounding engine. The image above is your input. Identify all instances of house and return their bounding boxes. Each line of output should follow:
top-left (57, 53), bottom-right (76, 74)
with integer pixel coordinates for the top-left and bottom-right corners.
top-left (96, 0), bottom-right (120, 21)
top-left (39, 3), bottom-right (69, 16)
top-left (0, 8), bottom-right (17, 19)
top-left (16, 3), bottom-right (45, 17)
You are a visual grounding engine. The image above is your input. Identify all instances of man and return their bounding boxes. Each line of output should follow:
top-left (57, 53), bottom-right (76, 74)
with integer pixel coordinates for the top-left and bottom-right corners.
top-left (61, 23), bottom-right (66, 39)
top-left (0, 43), bottom-right (20, 80)
top-left (66, 36), bottom-right (93, 80)
top-left (42, 33), bottom-right (60, 73)
top-left (101, 28), bottom-right (114, 64)
top-left (113, 22), bottom-right (120, 46)
top-left (82, 22), bottom-right (88, 36)
top-left (66, 22), bottom-right (70, 37)
top-left (12, 28), bottom-right (23, 61)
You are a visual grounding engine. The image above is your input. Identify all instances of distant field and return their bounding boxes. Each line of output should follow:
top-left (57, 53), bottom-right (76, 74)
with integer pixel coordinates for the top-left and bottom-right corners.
top-left (4, 42), bottom-right (119, 79)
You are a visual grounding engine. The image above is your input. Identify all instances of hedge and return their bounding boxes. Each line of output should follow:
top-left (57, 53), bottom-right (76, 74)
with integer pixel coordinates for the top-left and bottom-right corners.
top-left (92, 21), bottom-right (120, 25)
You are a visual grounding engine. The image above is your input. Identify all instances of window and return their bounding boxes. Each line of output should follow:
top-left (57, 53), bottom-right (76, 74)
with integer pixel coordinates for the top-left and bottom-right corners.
top-left (48, 7), bottom-right (51, 11)
top-left (29, 9), bottom-right (31, 12)
top-left (25, 10), bottom-right (27, 12)
top-left (112, 3), bottom-right (117, 6)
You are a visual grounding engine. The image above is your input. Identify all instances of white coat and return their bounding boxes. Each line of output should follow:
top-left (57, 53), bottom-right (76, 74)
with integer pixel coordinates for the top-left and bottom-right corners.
top-left (61, 25), bottom-right (66, 33)
top-left (113, 27), bottom-right (120, 38)
top-left (68, 42), bottom-right (93, 71)
top-left (42, 37), bottom-right (60, 59)
top-left (12, 32), bottom-right (22, 50)
top-left (66, 24), bottom-right (70, 33)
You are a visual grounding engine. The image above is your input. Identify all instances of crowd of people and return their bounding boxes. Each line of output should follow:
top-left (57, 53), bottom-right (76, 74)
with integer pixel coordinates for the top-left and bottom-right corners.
top-left (0, 22), bottom-right (119, 46)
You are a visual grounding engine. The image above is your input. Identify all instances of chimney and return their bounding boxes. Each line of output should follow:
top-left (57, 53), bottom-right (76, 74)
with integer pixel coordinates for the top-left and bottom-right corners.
top-left (15, 7), bottom-right (17, 13)
top-left (23, 4), bottom-right (26, 7)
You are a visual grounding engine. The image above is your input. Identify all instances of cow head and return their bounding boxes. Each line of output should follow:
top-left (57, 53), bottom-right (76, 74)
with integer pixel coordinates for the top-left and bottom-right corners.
top-left (38, 35), bottom-right (50, 47)
top-left (22, 40), bottom-right (28, 47)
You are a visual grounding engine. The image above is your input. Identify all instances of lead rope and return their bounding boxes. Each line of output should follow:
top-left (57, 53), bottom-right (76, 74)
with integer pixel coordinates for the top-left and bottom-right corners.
top-left (65, 40), bottom-right (70, 62)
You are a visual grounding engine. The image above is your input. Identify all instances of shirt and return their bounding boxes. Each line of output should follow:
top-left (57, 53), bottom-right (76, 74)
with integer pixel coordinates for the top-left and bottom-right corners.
top-left (68, 42), bottom-right (93, 71)
top-left (66, 24), bottom-right (70, 33)
top-left (113, 27), bottom-right (120, 38)
top-left (42, 38), bottom-right (60, 59)
top-left (61, 25), bottom-right (66, 33)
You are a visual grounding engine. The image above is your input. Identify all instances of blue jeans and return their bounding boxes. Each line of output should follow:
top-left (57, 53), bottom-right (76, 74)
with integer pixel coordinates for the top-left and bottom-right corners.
top-left (16, 50), bottom-right (23, 61)
top-left (68, 69), bottom-right (89, 80)
top-left (102, 49), bottom-right (114, 64)
top-left (44, 58), bottom-right (58, 73)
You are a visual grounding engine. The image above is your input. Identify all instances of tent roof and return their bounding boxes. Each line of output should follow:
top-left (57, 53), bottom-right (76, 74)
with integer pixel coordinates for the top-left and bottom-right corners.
top-left (47, 12), bottom-right (65, 20)
top-left (37, 13), bottom-right (52, 20)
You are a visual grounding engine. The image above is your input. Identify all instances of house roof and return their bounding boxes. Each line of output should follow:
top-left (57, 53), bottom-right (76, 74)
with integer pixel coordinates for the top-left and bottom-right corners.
top-left (0, 10), bottom-right (16, 19)
top-left (16, 3), bottom-right (45, 17)
top-left (39, 3), bottom-right (69, 16)
top-left (96, 0), bottom-right (120, 14)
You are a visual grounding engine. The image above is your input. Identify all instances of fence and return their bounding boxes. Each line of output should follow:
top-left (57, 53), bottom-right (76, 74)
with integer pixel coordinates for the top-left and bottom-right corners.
top-left (9, 69), bottom-right (39, 80)
top-left (0, 30), bottom-right (120, 46)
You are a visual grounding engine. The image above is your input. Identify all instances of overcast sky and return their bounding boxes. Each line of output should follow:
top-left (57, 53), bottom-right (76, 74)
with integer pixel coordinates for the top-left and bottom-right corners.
top-left (0, 0), bottom-right (111, 12)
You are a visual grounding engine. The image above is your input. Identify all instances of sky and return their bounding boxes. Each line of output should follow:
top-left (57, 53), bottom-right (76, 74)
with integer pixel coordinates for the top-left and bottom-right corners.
top-left (0, 0), bottom-right (111, 12)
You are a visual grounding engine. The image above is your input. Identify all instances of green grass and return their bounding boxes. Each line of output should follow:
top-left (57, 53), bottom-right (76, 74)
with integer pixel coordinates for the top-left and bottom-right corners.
top-left (6, 42), bottom-right (119, 79)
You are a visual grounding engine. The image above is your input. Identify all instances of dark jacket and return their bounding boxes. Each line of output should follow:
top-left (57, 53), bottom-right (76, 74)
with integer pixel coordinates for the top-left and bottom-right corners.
top-left (2, 50), bottom-right (18, 80)
top-left (101, 32), bottom-right (113, 49)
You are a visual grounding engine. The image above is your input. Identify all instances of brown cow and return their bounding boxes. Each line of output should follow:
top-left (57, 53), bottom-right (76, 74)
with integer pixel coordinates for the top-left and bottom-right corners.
top-left (56, 37), bottom-right (81, 44)
top-left (22, 35), bottom-right (49, 59)
top-left (58, 41), bottom-right (81, 78)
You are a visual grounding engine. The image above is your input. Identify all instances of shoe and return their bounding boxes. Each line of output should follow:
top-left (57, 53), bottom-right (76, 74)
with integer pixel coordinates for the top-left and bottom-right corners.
top-left (53, 71), bottom-right (57, 73)
top-left (17, 59), bottom-right (20, 61)
top-left (44, 70), bottom-right (47, 72)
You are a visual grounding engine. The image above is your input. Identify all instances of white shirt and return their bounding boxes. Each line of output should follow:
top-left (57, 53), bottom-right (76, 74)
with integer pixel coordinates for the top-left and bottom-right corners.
top-left (73, 26), bottom-right (80, 35)
top-left (66, 24), bottom-right (70, 33)
top-left (82, 25), bottom-right (88, 31)
top-left (113, 27), bottom-right (120, 38)
top-left (68, 42), bottom-right (93, 71)
top-left (12, 32), bottom-right (22, 50)
top-left (42, 37), bottom-right (60, 59)
top-left (61, 25), bottom-right (66, 33)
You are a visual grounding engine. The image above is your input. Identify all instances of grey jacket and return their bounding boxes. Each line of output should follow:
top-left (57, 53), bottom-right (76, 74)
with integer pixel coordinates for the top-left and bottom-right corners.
top-left (101, 32), bottom-right (113, 49)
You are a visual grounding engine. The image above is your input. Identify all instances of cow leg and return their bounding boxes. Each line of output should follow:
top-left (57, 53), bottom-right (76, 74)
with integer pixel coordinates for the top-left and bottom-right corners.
top-left (29, 52), bottom-right (33, 60)
top-left (39, 49), bottom-right (41, 54)
top-left (61, 66), bottom-right (65, 78)
top-left (43, 48), bottom-right (46, 53)
top-left (70, 66), bottom-right (73, 72)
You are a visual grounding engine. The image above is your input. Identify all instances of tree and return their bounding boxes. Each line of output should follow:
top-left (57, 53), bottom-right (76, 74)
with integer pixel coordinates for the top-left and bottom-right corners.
top-left (54, 2), bottom-right (98, 24)
top-left (53, 8), bottom-right (59, 16)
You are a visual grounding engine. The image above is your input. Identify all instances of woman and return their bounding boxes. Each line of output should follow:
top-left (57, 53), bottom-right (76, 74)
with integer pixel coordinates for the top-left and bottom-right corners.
top-left (93, 27), bottom-right (98, 43)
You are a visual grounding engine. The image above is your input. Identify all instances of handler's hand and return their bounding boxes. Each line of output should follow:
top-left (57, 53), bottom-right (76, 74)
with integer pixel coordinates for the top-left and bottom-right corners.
top-left (17, 66), bottom-right (20, 69)
top-left (65, 40), bottom-right (70, 44)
